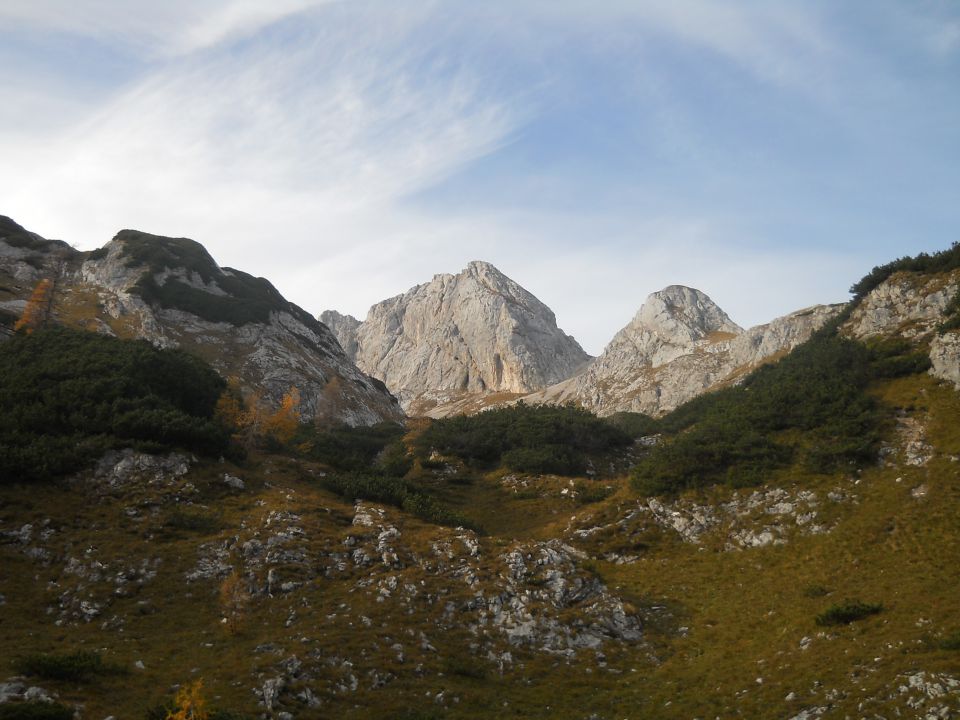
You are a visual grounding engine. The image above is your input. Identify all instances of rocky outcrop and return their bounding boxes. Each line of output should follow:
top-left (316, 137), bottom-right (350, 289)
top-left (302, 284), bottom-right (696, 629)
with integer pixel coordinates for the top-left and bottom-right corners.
top-left (844, 271), bottom-right (957, 340)
top-left (0, 217), bottom-right (402, 426)
top-left (842, 269), bottom-right (960, 390)
top-left (323, 261), bottom-right (591, 414)
top-left (930, 332), bottom-right (960, 389)
top-left (320, 310), bottom-right (362, 358)
top-left (524, 287), bottom-right (842, 417)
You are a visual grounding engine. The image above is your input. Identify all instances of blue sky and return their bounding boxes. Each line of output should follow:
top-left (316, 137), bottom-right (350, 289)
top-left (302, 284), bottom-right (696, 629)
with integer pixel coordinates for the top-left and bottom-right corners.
top-left (1, 1), bottom-right (958, 354)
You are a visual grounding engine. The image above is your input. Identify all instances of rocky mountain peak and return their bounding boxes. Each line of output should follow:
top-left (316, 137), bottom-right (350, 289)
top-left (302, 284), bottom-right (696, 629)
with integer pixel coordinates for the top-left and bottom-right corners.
top-left (635, 285), bottom-right (743, 346)
top-left (322, 261), bottom-right (590, 414)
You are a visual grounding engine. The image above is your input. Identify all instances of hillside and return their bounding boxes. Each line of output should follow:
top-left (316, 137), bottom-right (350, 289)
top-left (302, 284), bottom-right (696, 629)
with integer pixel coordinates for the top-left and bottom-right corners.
top-left (0, 244), bottom-right (959, 719)
top-left (0, 216), bottom-right (402, 426)
top-left (523, 286), bottom-right (844, 417)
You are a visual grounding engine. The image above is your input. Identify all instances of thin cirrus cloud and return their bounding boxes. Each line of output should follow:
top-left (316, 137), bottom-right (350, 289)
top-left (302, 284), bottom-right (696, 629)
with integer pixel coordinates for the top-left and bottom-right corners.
top-left (0, 0), bottom-right (333, 58)
top-left (1, 1), bottom-right (958, 354)
top-left (2, 3), bottom-right (527, 261)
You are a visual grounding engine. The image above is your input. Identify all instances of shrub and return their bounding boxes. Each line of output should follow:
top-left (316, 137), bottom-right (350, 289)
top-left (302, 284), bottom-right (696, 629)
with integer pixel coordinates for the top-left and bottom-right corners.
top-left (295, 422), bottom-right (406, 472)
top-left (415, 403), bottom-right (630, 474)
top-left (849, 241), bottom-right (960, 302)
top-left (0, 326), bottom-right (230, 482)
top-left (604, 411), bottom-right (659, 438)
top-left (15, 650), bottom-right (108, 681)
top-left (0, 703), bottom-right (75, 720)
top-left (815, 600), bottom-right (882, 626)
top-left (164, 510), bottom-right (222, 534)
top-left (631, 334), bottom-right (887, 496)
top-left (376, 440), bottom-right (413, 477)
top-left (502, 444), bottom-right (582, 475)
top-left (118, 230), bottom-right (323, 331)
top-left (575, 481), bottom-right (614, 504)
top-left (939, 631), bottom-right (960, 651)
top-left (320, 472), bottom-right (477, 530)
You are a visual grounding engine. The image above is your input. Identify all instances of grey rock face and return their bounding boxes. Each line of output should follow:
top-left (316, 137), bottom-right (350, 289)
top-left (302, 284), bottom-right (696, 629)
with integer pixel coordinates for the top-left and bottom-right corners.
top-left (930, 332), bottom-right (960, 389)
top-left (320, 310), bottom-right (362, 358)
top-left (845, 272), bottom-right (957, 340)
top-left (0, 217), bottom-right (403, 426)
top-left (524, 287), bottom-right (842, 417)
top-left (842, 270), bottom-right (959, 390)
top-left (323, 261), bottom-right (591, 413)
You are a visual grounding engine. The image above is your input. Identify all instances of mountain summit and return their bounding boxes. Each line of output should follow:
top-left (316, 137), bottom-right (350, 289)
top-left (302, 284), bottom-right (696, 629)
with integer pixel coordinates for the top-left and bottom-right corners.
top-left (523, 286), bottom-right (843, 416)
top-left (321, 261), bottom-right (591, 414)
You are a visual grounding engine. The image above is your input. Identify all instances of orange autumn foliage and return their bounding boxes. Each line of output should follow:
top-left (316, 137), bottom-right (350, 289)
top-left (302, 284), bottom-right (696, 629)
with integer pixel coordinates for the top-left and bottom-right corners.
top-left (166, 678), bottom-right (208, 720)
top-left (14, 278), bottom-right (53, 334)
top-left (215, 380), bottom-right (301, 450)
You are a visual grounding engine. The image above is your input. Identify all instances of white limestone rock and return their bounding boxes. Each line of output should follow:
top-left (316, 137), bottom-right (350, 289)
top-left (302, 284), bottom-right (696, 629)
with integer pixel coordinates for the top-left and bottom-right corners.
top-left (323, 261), bottom-right (591, 413)
top-left (845, 272), bottom-right (957, 340)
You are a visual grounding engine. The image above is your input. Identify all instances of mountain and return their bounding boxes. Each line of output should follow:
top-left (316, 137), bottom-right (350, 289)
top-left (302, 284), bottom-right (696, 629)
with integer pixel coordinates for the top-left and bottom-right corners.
top-left (321, 260), bottom-right (591, 415)
top-left (522, 285), bottom-right (844, 416)
top-left (0, 216), bottom-right (402, 426)
top-left (2, 238), bottom-right (960, 719)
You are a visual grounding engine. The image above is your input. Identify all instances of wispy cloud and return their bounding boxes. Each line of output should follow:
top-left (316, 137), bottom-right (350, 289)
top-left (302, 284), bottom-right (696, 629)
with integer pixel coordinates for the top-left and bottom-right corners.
top-left (0, 0), bottom-right (333, 58)
top-left (2, 1), bottom-right (957, 356)
top-left (3, 3), bottom-right (526, 253)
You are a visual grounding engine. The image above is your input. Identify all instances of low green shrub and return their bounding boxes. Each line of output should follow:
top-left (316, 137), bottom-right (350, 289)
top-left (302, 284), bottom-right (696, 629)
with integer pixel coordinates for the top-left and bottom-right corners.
top-left (295, 422), bottom-right (406, 472)
top-left (939, 631), bottom-right (960, 651)
top-left (443, 655), bottom-right (488, 680)
top-left (802, 585), bottom-right (830, 598)
top-left (575, 481), bottom-right (614, 504)
top-left (0, 703), bottom-right (75, 720)
top-left (0, 326), bottom-right (230, 483)
top-left (815, 600), bottom-right (882, 626)
top-left (631, 334), bottom-right (887, 496)
top-left (15, 650), bottom-right (109, 681)
top-left (320, 472), bottom-right (478, 531)
top-left (164, 509), bottom-right (222, 534)
top-left (415, 403), bottom-right (630, 474)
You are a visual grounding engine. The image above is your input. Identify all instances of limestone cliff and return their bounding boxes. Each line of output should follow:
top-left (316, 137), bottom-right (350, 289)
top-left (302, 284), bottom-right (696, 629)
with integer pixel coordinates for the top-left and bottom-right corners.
top-left (322, 261), bottom-right (591, 414)
top-left (0, 216), bottom-right (402, 426)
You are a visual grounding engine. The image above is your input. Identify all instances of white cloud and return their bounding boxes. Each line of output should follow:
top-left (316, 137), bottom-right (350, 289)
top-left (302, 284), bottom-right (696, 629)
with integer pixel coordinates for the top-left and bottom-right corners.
top-left (2, 1), bottom-right (949, 358)
top-left (0, 0), bottom-right (334, 58)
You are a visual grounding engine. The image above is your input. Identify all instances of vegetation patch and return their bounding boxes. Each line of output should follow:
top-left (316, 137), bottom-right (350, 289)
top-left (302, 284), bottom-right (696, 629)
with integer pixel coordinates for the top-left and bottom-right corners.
top-left (815, 600), bottom-right (883, 626)
top-left (0, 703), bottom-right (75, 720)
top-left (294, 422), bottom-right (407, 472)
top-left (849, 241), bottom-right (960, 303)
top-left (631, 335), bottom-right (885, 495)
top-left (14, 650), bottom-right (116, 682)
top-left (414, 403), bottom-right (631, 475)
top-left (117, 230), bottom-right (323, 330)
top-left (320, 472), bottom-right (478, 530)
top-left (0, 326), bottom-right (230, 482)
top-left (939, 631), bottom-right (960, 651)
top-left (164, 509), bottom-right (222, 534)
top-left (0, 215), bottom-right (71, 256)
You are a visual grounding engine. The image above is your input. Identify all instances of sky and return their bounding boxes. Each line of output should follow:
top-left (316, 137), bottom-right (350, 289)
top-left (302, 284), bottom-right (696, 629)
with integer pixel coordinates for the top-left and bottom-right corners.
top-left (1, 1), bottom-right (958, 354)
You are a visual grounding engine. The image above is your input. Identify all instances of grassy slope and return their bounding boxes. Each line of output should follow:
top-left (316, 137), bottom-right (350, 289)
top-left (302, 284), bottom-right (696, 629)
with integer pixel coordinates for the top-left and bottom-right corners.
top-left (1, 373), bottom-right (958, 718)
